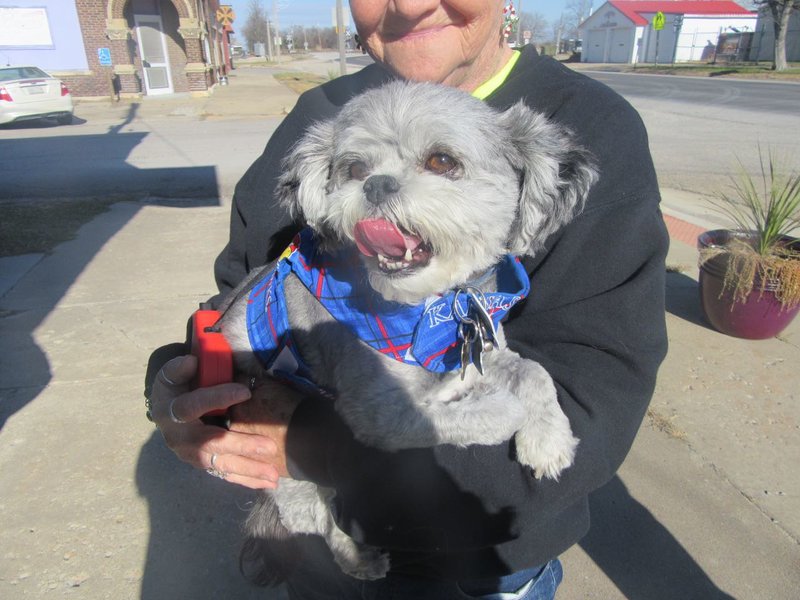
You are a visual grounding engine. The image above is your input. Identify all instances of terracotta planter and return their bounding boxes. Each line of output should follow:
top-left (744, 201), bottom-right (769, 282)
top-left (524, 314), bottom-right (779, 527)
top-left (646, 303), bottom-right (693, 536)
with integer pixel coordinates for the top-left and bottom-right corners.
top-left (697, 229), bottom-right (800, 339)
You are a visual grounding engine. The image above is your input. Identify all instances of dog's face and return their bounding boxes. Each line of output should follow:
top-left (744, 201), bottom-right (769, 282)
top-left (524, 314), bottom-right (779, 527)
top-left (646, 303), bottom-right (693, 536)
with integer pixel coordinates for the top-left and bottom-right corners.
top-left (278, 81), bottom-right (596, 304)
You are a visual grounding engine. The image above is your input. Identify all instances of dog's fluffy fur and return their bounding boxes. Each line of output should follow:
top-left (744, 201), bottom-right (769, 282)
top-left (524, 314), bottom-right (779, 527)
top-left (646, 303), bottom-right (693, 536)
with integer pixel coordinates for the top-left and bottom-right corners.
top-left (217, 81), bottom-right (598, 584)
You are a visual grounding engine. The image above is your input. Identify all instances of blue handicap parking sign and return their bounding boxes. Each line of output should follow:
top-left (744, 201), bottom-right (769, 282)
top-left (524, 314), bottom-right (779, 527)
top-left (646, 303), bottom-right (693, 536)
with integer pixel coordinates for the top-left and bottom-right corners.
top-left (98, 48), bottom-right (112, 66)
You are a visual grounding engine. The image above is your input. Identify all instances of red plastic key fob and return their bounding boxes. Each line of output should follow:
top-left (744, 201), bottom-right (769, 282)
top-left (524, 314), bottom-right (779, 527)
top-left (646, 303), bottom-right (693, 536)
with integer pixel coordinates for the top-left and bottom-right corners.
top-left (190, 306), bottom-right (233, 417)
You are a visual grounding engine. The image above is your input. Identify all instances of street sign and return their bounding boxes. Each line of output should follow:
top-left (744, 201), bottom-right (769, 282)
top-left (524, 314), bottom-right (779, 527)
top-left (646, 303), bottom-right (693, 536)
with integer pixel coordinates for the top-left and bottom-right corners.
top-left (216, 5), bottom-right (235, 26)
top-left (653, 11), bottom-right (665, 31)
top-left (98, 47), bottom-right (112, 66)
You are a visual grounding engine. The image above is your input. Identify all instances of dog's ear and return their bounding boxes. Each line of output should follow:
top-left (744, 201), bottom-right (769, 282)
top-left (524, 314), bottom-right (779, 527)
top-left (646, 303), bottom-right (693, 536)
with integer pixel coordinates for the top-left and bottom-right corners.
top-left (276, 118), bottom-right (336, 225)
top-left (497, 101), bottom-right (598, 254)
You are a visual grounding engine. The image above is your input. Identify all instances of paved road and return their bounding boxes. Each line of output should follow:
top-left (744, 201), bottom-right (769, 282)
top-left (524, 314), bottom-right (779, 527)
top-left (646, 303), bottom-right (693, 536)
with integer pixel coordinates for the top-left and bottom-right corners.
top-left (584, 70), bottom-right (800, 115)
top-left (579, 72), bottom-right (800, 196)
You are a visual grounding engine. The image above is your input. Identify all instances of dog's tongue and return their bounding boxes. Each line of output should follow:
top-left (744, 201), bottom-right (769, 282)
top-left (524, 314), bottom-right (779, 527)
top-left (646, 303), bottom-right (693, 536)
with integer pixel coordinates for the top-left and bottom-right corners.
top-left (354, 219), bottom-right (420, 258)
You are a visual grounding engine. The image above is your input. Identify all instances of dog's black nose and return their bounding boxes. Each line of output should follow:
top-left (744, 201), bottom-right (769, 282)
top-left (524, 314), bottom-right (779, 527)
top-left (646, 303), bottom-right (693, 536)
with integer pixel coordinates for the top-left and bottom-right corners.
top-left (363, 175), bottom-right (400, 205)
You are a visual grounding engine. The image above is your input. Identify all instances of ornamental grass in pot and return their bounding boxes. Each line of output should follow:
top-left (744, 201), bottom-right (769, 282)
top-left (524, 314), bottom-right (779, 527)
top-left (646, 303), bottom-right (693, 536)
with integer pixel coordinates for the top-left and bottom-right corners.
top-left (698, 152), bottom-right (800, 339)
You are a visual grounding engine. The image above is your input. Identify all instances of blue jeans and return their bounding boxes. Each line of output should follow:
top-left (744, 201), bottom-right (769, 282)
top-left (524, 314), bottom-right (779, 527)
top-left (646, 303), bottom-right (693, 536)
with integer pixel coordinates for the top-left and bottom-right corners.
top-left (285, 537), bottom-right (563, 600)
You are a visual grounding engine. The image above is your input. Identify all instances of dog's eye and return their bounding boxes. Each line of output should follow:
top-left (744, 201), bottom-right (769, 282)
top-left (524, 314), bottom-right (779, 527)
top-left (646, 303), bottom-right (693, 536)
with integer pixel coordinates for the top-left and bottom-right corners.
top-left (348, 161), bottom-right (369, 181)
top-left (425, 153), bottom-right (458, 176)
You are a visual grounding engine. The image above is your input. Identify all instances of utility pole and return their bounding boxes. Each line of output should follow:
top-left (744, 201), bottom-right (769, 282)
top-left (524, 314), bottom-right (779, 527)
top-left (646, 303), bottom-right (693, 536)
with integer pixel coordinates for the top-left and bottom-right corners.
top-left (273, 1), bottom-right (280, 63)
top-left (264, 1), bottom-right (274, 61)
top-left (266, 19), bottom-right (274, 61)
top-left (336, 0), bottom-right (347, 76)
top-left (556, 17), bottom-right (563, 55)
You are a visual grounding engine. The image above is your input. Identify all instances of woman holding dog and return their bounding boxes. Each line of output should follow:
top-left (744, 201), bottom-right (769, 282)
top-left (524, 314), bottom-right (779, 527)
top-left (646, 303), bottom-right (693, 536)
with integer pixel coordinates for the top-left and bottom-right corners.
top-left (146, 1), bottom-right (668, 598)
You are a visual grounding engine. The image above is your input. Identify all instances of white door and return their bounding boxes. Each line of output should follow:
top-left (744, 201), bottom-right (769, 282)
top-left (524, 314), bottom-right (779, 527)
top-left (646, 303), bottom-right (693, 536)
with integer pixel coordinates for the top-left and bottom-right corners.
top-left (135, 15), bottom-right (173, 95)
top-left (609, 28), bottom-right (633, 63)
top-left (585, 29), bottom-right (607, 63)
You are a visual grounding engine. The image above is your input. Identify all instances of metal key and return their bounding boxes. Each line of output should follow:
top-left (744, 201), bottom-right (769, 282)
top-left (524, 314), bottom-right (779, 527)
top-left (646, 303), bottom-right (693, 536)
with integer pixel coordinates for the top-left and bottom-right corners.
top-left (471, 320), bottom-right (486, 375)
top-left (467, 289), bottom-right (499, 351)
top-left (459, 321), bottom-right (476, 380)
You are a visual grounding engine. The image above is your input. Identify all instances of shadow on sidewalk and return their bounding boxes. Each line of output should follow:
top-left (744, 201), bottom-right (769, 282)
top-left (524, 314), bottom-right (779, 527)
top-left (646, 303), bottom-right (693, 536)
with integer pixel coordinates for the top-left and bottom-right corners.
top-left (581, 476), bottom-right (735, 599)
top-left (0, 103), bottom-right (221, 430)
top-left (665, 270), bottom-right (710, 329)
top-left (135, 432), bottom-right (273, 599)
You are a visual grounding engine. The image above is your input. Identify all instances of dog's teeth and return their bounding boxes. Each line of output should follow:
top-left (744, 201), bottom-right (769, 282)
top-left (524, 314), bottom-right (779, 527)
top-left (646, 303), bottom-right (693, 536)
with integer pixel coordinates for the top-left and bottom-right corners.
top-left (376, 251), bottom-right (416, 272)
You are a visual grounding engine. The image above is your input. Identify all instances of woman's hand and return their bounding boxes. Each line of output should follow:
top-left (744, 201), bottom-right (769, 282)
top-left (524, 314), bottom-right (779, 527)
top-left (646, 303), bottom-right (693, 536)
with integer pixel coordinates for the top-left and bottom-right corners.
top-left (227, 377), bottom-right (306, 480)
top-left (150, 355), bottom-right (296, 489)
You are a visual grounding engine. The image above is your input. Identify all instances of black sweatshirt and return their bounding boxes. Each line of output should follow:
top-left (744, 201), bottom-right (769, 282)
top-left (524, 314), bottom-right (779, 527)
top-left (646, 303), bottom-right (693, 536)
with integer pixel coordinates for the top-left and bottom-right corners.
top-left (207, 46), bottom-right (669, 579)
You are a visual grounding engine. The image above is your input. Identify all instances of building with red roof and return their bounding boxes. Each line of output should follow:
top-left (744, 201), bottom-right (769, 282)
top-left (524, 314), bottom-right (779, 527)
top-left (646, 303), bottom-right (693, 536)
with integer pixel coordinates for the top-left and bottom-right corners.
top-left (579, 1), bottom-right (757, 64)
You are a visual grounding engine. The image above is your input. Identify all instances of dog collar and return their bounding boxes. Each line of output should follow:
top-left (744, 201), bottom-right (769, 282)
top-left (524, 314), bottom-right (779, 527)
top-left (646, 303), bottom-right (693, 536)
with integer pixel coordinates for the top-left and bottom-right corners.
top-left (246, 228), bottom-right (529, 375)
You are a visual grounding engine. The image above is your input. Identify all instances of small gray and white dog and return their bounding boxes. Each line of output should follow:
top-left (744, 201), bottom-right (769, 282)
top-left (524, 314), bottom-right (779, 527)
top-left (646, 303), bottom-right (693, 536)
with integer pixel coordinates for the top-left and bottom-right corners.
top-left (216, 81), bottom-right (597, 584)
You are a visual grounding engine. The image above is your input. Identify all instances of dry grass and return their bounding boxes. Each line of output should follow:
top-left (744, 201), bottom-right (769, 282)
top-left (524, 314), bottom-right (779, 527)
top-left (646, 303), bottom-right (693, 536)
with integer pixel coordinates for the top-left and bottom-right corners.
top-left (634, 63), bottom-right (800, 81)
top-left (568, 61), bottom-right (800, 81)
top-left (701, 242), bottom-right (800, 309)
top-left (647, 408), bottom-right (687, 440)
top-left (273, 71), bottom-right (328, 94)
top-left (0, 198), bottom-right (115, 257)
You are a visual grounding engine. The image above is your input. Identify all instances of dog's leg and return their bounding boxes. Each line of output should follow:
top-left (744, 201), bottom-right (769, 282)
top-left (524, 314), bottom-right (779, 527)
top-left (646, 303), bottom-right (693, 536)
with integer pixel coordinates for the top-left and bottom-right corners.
top-left (274, 480), bottom-right (390, 580)
top-left (488, 350), bottom-right (578, 480)
top-left (240, 491), bottom-right (303, 586)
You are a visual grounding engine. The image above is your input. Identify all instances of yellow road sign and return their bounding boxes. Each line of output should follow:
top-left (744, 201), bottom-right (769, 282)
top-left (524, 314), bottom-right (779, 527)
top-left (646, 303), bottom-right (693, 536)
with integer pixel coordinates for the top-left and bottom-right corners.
top-left (216, 5), bottom-right (235, 26)
top-left (653, 11), bottom-right (665, 31)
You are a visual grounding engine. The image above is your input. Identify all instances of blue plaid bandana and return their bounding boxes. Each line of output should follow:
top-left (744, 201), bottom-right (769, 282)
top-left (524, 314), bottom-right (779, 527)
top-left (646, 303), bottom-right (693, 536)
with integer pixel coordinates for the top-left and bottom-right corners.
top-left (246, 228), bottom-right (529, 378)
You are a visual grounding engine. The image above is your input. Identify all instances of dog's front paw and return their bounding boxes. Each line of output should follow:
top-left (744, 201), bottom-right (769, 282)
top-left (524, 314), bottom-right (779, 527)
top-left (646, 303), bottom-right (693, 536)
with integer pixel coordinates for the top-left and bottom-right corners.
top-left (335, 545), bottom-right (390, 581)
top-left (515, 411), bottom-right (579, 480)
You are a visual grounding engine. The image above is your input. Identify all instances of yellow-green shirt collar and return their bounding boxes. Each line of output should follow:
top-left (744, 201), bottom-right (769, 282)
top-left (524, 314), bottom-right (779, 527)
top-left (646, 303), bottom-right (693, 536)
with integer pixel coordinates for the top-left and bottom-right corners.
top-left (471, 50), bottom-right (520, 100)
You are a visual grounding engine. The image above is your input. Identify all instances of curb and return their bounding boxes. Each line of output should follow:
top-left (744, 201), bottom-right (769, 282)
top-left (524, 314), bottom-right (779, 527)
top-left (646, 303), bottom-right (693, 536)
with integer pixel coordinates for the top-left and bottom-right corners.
top-left (663, 213), bottom-right (706, 247)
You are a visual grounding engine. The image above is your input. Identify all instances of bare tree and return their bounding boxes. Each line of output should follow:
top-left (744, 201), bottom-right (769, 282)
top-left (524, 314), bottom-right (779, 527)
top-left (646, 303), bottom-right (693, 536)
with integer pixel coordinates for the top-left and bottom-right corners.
top-left (753, 0), bottom-right (800, 70)
top-left (242, 0), bottom-right (269, 53)
top-left (517, 11), bottom-right (549, 44)
top-left (551, 13), bottom-right (567, 52)
top-left (563, 0), bottom-right (593, 38)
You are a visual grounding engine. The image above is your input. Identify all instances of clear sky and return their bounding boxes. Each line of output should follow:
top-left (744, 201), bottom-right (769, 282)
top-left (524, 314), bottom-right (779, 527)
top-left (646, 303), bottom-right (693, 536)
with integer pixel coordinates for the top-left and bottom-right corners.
top-left (221, 1), bottom-right (574, 33)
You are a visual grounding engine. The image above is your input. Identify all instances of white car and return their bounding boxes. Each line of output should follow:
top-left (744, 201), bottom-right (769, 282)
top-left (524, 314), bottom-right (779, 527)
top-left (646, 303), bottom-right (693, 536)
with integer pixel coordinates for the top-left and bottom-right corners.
top-left (0, 66), bottom-right (74, 126)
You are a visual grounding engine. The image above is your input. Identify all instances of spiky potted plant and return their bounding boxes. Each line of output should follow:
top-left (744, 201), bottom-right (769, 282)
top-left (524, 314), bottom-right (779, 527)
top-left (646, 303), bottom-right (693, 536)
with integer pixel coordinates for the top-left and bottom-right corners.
top-left (697, 151), bottom-right (800, 339)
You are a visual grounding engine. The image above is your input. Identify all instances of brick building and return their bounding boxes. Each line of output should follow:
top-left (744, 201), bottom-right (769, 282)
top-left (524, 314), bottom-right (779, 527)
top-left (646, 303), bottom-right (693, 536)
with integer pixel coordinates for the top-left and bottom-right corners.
top-left (0, 0), bottom-right (233, 98)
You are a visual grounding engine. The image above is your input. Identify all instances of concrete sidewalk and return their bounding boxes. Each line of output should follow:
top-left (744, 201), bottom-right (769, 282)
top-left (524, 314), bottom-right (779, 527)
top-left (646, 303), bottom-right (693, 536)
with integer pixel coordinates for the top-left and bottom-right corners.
top-left (1, 54), bottom-right (798, 599)
top-left (71, 52), bottom-right (350, 122)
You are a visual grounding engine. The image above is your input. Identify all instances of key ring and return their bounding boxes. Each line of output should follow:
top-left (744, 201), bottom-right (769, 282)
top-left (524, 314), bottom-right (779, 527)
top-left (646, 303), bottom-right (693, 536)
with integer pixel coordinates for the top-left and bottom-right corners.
top-left (458, 321), bottom-right (477, 342)
top-left (453, 285), bottom-right (487, 324)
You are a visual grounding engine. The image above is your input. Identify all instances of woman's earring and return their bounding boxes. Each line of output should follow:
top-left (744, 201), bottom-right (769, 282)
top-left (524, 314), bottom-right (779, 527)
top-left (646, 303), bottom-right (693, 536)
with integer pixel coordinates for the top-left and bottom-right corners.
top-left (503, 2), bottom-right (519, 40)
